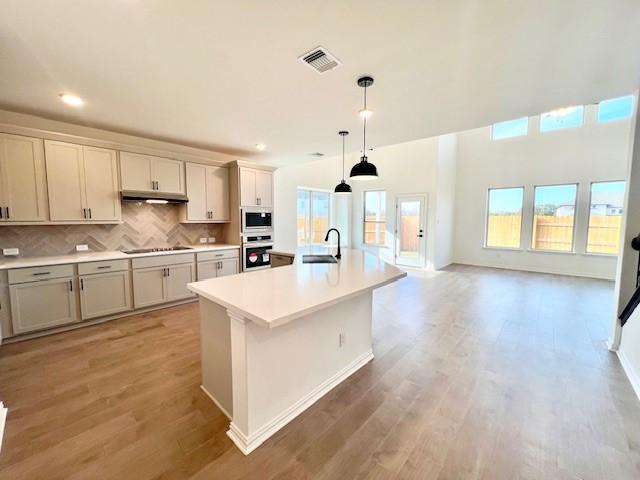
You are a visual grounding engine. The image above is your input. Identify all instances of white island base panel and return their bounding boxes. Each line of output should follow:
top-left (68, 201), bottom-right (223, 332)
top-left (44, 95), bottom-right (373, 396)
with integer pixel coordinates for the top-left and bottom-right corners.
top-left (198, 290), bottom-right (374, 455)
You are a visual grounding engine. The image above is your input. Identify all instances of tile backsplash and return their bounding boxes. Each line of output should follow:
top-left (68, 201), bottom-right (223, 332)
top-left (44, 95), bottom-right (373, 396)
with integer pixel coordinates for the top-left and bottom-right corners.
top-left (0, 203), bottom-right (221, 257)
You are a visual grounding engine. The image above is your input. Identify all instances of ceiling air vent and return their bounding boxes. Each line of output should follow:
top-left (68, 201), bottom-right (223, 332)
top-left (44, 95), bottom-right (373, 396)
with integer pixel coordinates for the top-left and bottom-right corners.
top-left (299, 46), bottom-right (341, 74)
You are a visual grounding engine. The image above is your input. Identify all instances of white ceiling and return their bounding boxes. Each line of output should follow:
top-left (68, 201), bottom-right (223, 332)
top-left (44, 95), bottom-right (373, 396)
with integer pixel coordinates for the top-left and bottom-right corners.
top-left (1, 1), bottom-right (639, 166)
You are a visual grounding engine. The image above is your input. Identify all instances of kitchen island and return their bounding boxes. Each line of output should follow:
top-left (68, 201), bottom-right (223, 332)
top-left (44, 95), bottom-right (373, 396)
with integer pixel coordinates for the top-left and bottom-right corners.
top-left (187, 248), bottom-right (406, 454)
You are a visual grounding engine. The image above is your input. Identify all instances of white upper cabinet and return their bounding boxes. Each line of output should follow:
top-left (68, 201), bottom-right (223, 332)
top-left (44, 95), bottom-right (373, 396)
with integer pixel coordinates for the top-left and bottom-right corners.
top-left (82, 146), bottom-right (120, 221)
top-left (45, 141), bottom-right (120, 222)
top-left (183, 163), bottom-right (229, 222)
top-left (206, 165), bottom-right (230, 221)
top-left (0, 134), bottom-right (48, 222)
top-left (120, 151), bottom-right (184, 194)
top-left (239, 167), bottom-right (272, 207)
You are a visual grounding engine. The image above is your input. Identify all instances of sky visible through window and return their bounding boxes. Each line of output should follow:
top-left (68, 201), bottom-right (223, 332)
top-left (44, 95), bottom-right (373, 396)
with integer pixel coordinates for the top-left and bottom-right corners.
top-left (540, 106), bottom-right (584, 132)
top-left (492, 117), bottom-right (528, 140)
top-left (534, 184), bottom-right (577, 210)
top-left (598, 96), bottom-right (634, 122)
top-left (488, 188), bottom-right (523, 214)
top-left (591, 181), bottom-right (625, 206)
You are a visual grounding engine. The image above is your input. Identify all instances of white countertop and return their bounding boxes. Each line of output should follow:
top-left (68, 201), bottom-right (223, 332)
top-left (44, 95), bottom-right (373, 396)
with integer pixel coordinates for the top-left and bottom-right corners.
top-left (187, 248), bottom-right (407, 328)
top-left (0, 244), bottom-right (240, 270)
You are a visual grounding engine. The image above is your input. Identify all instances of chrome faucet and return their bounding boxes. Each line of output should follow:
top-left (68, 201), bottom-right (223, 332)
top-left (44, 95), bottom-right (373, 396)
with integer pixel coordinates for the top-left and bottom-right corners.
top-left (324, 228), bottom-right (341, 259)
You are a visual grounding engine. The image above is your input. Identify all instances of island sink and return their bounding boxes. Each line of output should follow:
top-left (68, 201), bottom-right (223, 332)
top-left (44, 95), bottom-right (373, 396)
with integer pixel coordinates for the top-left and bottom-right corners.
top-left (302, 254), bottom-right (338, 264)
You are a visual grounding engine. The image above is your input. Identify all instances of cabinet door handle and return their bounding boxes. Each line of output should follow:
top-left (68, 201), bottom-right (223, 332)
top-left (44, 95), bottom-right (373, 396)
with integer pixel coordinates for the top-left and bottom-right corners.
top-left (0, 207), bottom-right (3, 219)
top-left (97, 265), bottom-right (111, 269)
top-left (6, 207), bottom-right (9, 219)
top-left (155, 181), bottom-right (160, 190)
top-left (69, 280), bottom-right (73, 292)
top-left (32, 271), bottom-right (51, 276)
top-left (80, 278), bottom-right (84, 290)
top-left (82, 208), bottom-right (86, 219)
top-left (167, 267), bottom-right (170, 277)
top-left (162, 268), bottom-right (167, 277)
top-left (88, 208), bottom-right (92, 219)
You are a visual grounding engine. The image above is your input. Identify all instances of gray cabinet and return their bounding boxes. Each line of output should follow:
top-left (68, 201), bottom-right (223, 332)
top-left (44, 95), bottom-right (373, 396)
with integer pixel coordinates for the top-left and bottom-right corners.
top-left (240, 167), bottom-right (272, 207)
top-left (120, 151), bottom-right (184, 194)
top-left (132, 254), bottom-right (196, 308)
top-left (196, 249), bottom-right (240, 280)
top-left (9, 276), bottom-right (78, 334)
top-left (79, 270), bottom-right (132, 320)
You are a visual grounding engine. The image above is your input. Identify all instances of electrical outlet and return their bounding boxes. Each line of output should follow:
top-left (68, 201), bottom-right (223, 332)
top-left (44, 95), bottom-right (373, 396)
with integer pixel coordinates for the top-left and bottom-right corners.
top-left (208, 237), bottom-right (216, 244)
top-left (2, 248), bottom-right (19, 256)
top-left (199, 237), bottom-right (208, 244)
top-left (76, 244), bottom-right (89, 252)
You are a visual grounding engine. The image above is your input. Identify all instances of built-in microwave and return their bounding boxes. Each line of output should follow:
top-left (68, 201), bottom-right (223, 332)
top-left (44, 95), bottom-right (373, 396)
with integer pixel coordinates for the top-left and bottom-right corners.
top-left (242, 207), bottom-right (273, 232)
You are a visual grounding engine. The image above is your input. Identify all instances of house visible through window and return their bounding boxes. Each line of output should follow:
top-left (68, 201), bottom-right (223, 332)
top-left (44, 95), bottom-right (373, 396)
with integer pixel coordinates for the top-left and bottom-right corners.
top-left (540, 106), bottom-right (584, 132)
top-left (531, 184), bottom-right (578, 252)
top-left (586, 181), bottom-right (625, 254)
top-left (597, 95), bottom-right (634, 123)
top-left (485, 187), bottom-right (524, 248)
top-left (297, 189), bottom-right (331, 246)
top-left (491, 117), bottom-right (528, 140)
top-left (364, 190), bottom-right (386, 245)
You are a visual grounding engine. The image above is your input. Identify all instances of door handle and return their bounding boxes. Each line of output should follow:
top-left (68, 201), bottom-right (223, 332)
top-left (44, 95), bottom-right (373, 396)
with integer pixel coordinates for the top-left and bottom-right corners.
top-left (88, 208), bottom-right (92, 219)
top-left (167, 267), bottom-right (170, 277)
top-left (5, 207), bottom-right (9, 219)
top-left (82, 208), bottom-right (86, 219)
top-left (0, 206), bottom-right (3, 219)
top-left (80, 278), bottom-right (84, 290)
top-left (69, 280), bottom-right (73, 292)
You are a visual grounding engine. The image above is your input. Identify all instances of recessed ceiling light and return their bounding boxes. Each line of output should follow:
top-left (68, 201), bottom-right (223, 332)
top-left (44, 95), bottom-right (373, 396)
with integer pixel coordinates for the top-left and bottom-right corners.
top-left (255, 143), bottom-right (266, 151)
top-left (59, 94), bottom-right (84, 107)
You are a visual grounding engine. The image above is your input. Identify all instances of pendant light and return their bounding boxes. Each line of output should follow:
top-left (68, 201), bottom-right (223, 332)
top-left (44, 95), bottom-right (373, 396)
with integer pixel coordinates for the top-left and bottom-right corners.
top-left (350, 76), bottom-right (379, 180)
top-left (334, 131), bottom-right (352, 194)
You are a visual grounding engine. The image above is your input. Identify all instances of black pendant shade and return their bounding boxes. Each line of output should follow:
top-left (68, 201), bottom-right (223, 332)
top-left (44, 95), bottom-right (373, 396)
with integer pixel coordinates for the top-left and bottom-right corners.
top-left (334, 179), bottom-right (352, 194)
top-left (349, 155), bottom-right (378, 180)
top-left (351, 76), bottom-right (378, 180)
top-left (334, 130), bottom-right (353, 195)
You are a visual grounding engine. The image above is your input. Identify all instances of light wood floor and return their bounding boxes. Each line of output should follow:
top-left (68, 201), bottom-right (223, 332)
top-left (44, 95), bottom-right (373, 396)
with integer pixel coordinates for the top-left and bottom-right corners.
top-left (1, 265), bottom-right (639, 480)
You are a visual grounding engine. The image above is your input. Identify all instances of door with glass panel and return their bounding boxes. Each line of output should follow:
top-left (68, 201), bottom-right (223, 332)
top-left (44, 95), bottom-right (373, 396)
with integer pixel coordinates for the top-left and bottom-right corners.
top-left (395, 195), bottom-right (426, 268)
top-left (297, 189), bottom-right (331, 246)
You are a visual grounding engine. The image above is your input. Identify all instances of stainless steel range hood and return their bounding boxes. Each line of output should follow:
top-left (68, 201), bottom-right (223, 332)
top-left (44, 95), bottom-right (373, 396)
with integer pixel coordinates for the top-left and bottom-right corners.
top-left (120, 190), bottom-right (188, 204)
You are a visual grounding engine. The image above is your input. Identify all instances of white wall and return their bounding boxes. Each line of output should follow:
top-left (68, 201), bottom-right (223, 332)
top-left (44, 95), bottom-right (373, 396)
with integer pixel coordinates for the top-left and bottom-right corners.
top-left (273, 156), bottom-right (351, 252)
top-left (348, 137), bottom-right (441, 269)
top-left (434, 134), bottom-right (457, 269)
top-left (453, 104), bottom-right (633, 280)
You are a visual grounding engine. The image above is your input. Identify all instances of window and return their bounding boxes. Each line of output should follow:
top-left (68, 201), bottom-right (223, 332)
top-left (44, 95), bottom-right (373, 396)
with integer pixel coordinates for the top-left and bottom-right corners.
top-left (531, 184), bottom-right (578, 252)
top-left (597, 95), bottom-right (634, 123)
top-left (485, 187), bottom-right (524, 248)
top-left (364, 190), bottom-right (386, 245)
top-left (587, 181), bottom-right (625, 254)
top-left (539, 106), bottom-right (584, 132)
top-left (491, 117), bottom-right (528, 140)
top-left (297, 189), bottom-right (331, 246)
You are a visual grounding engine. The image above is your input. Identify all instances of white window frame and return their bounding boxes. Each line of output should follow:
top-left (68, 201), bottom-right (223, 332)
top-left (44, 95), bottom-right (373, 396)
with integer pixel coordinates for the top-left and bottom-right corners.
top-left (363, 190), bottom-right (387, 247)
top-left (585, 180), bottom-right (625, 256)
top-left (530, 182), bottom-right (579, 253)
top-left (484, 186), bottom-right (525, 250)
top-left (297, 187), bottom-right (332, 246)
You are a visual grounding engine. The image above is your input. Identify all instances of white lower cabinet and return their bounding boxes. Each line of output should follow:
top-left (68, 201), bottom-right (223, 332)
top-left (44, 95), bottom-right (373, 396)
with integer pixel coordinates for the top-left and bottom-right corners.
top-left (132, 254), bottom-right (196, 309)
top-left (80, 271), bottom-right (132, 320)
top-left (132, 267), bottom-right (166, 308)
top-left (10, 277), bottom-right (78, 334)
top-left (165, 264), bottom-right (196, 301)
top-left (196, 249), bottom-right (240, 280)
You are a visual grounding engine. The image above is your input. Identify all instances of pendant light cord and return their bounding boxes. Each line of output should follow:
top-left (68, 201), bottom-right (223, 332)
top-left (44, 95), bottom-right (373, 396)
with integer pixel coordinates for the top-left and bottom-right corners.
top-left (362, 85), bottom-right (367, 158)
top-left (342, 134), bottom-right (345, 180)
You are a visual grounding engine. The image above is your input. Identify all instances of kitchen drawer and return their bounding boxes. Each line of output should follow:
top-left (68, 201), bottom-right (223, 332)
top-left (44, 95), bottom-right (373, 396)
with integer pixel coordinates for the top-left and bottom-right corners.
top-left (197, 248), bottom-right (239, 262)
top-left (132, 253), bottom-right (195, 270)
top-left (271, 253), bottom-right (294, 268)
top-left (8, 264), bottom-right (75, 284)
top-left (78, 259), bottom-right (129, 275)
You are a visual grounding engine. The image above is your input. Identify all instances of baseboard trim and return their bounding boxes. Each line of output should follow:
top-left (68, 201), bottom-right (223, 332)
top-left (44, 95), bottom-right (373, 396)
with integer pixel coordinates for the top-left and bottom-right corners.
top-left (451, 261), bottom-right (615, 281)
top-left (617, 349), bottom-right (640, 402)
top-left (226, 349), bottom-right (375, 455)
top-left (200, 385), bottom-right (232, 419)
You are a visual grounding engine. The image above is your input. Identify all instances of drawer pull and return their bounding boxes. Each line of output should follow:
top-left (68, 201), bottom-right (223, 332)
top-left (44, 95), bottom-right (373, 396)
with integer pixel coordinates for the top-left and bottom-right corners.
top-left (97, 265), bottom-right (112, 269)
top-left (32, 272), bottom-right (51, 276)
